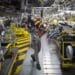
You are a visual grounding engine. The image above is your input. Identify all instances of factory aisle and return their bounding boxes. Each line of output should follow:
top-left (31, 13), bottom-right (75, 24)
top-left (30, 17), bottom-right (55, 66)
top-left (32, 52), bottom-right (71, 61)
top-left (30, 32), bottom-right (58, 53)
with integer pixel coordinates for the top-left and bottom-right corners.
top-left (19, 33), bottom-right (62, 75)
top-left (19, 47), bottom-right (43, 75)
top-left (41, 34), bottom-right (62, 75)
top-left (19, 37), bottom-right (43, 75)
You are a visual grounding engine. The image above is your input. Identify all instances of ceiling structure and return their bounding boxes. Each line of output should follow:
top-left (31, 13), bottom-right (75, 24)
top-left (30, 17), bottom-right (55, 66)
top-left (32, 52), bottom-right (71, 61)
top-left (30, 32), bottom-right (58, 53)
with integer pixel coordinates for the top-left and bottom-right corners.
top-left (0, 0), bottom-right (74, 14)
top-left (0, 0), bottom-right (22, 11)
top-left (54, 0), bottom-right (75, 9)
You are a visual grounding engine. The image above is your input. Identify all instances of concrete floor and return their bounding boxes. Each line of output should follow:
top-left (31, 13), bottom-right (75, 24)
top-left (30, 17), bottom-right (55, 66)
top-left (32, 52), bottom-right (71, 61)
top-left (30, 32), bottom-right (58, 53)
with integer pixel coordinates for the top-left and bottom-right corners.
top-left (19, 33), bottom-right (75, 75)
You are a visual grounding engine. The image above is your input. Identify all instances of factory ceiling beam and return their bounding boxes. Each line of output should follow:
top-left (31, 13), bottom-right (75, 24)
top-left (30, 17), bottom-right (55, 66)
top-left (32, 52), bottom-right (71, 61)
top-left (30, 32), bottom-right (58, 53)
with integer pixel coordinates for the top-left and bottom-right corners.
top-left (0, 0), bottom-right (21, 10)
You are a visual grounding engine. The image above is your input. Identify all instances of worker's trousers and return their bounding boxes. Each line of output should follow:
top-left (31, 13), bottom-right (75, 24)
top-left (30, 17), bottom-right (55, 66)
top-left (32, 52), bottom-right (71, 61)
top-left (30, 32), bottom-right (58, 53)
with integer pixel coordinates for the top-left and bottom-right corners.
top-left (31, 34), bottom-right (41, 63)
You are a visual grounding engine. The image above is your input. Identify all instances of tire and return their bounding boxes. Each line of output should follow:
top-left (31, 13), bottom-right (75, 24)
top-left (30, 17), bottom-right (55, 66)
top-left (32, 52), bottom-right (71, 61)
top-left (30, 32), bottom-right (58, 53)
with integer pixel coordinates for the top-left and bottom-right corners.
top-left (66, 45), bottom-right (73, 59)
top-left (60, 45), bottom-right (73, 70)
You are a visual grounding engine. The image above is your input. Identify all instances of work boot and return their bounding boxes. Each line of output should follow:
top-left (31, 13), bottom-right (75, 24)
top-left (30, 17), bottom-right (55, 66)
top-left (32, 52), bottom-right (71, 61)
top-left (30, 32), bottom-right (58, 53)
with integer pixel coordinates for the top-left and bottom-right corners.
top-left (31, 55), bottom-right (35, 62)
top-left (36, 63), bottom-right (41, 70)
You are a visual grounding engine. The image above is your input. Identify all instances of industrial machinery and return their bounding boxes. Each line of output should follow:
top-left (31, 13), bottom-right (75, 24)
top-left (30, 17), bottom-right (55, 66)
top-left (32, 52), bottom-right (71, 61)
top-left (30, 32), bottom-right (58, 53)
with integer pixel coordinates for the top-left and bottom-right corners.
top-left (47, 21), bottom-right (75, 70)
top-left (0, 22), bottom-right (30, 75)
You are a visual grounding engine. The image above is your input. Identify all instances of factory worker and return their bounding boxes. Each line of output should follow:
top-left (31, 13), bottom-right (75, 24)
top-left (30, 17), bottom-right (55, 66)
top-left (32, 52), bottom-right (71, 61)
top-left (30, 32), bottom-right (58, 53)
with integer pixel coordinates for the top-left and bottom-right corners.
top-left (27, 15), bottom-right (41, 70)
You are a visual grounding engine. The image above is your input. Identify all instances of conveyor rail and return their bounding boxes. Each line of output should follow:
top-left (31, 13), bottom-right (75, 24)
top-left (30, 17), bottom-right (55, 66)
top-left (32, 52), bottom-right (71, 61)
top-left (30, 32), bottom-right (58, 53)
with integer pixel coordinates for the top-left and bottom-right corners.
top-left (0, 47), bottom-right (18, 75)
top-left (0, 53), bottom-right (17, 75)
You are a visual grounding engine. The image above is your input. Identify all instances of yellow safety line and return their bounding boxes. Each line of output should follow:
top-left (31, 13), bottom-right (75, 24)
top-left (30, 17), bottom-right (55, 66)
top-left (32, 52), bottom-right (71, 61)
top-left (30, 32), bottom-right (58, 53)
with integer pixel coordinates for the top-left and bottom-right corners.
top-left (8, 54), bottom-right (17, 75)
top-left (18, 54), bottom-right (25, 61)
top-left (16, 43), bottom-right (30, 48)
top-left (18, 47), bottom-right (29, 54)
